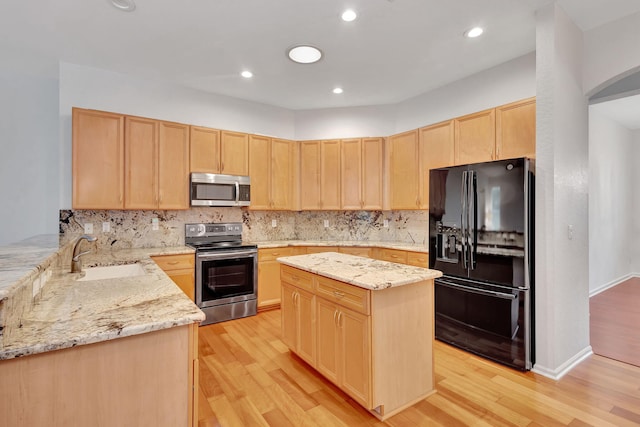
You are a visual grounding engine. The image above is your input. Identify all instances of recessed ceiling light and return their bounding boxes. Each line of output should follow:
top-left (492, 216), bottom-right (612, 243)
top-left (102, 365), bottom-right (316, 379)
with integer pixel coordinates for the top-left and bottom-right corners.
top-left (465, 27), bottom-right (484, 38)
top-left (287, 45), bottom-right (323, 64)
top-left (341, 9), bottom-right (357, 22)
top-left (109, 0), bottom-right (136, 12)
top-left (241, 70), bottom-right (253, 78)
top-left (333, 87), bottom-right (343, 94)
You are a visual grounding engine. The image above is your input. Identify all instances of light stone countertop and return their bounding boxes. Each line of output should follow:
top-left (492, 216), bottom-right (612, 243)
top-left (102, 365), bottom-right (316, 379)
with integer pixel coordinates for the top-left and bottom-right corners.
top-left (0, 246), bottom-right (204, 360)
top-left (277, 252), bottom-right (442, 290)
top-left (251, 239), bottom-right (429, 253)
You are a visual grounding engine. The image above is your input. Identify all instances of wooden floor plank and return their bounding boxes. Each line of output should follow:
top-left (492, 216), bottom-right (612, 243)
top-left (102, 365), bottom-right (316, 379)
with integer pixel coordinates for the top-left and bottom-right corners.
top-left (198, 309), bottom-right (640, 427)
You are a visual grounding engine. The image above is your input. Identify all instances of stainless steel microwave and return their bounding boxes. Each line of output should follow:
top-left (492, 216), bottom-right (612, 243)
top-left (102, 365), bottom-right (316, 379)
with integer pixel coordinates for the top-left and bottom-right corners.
top-left (190, 173), bottom-right (251, 207)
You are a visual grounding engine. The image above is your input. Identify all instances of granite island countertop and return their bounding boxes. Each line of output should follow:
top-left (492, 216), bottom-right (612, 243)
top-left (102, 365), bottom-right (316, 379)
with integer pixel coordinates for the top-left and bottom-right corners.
top-left (0, 246), bottom-right (205, 360)
top-left (277, 251), bottom-right (442, 290)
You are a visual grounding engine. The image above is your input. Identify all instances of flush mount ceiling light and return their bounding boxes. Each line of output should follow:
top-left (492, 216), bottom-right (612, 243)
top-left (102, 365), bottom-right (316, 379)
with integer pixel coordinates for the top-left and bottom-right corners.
top-left (333, 87), bottom-right (344, 94)
top-left (465, 26), bottom-right (484, 38)
top-left (241, 70), bottom-right (253, 78)
top-left (287, 45), bottom-right (323, 64)
top-left (109, 0), bottom-right (136, 12)
top-left (341, 9), bottom-right (357, 22)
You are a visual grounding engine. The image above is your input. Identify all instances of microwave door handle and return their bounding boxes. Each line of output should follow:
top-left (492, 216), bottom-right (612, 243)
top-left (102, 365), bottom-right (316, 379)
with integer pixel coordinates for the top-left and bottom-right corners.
top-left (235, 181), bottom-right (240, 205)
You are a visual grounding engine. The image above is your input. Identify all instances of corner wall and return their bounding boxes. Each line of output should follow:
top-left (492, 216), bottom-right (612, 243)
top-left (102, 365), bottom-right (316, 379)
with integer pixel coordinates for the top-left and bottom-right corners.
top-left (534, 3), bottom-right (591, 378)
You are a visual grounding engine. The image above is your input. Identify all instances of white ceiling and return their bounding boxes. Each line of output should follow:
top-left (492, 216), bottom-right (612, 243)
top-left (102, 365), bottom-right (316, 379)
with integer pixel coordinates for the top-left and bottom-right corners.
top-left (2, 0), bottom-right (640, 111)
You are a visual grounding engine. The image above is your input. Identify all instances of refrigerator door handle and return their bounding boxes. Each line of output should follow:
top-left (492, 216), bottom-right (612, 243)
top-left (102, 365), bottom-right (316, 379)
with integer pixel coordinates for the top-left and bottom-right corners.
top-left (461, 170), bottom-right (468, 269)
top-left (437, 279), bottom-right (518, 300)
top-left (469, 170), bottom-right (477, 270)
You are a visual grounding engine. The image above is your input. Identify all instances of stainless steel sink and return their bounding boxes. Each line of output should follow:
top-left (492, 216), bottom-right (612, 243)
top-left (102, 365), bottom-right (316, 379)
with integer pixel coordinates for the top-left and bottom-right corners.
top-left (76, 264), bottom-right (146, 281)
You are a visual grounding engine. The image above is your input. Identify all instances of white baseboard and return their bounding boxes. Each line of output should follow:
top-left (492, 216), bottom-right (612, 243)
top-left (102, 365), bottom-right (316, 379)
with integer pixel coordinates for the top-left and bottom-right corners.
top-left (590, 273), bottom-right (639, 297)
top-left (532, 346), bottom-right (593, 380)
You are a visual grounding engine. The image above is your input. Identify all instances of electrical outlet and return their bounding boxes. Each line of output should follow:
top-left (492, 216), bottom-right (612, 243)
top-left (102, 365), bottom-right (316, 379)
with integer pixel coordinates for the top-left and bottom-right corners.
top-left (323, 219), bottom-right (329, 228)
top-left (271, 219), bottom-right (277, 228)
top-left (152, 217), bottom-right (159, 231)
top-left (383, 219), bottom-right (389, 228)
top-left (102, 222), bottom-right (110, 233)
top-left (567, 224), bottom-right (574, 240)
top-left (84, 223), bottom-right (93, 234)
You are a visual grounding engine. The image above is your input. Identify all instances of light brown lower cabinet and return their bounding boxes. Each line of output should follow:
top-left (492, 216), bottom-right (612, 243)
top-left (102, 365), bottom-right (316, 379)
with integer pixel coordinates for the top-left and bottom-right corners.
top-left (0, 324), bottom-right (199, 427)
top-left (280, 265), bottom-right (435, 421)
top-left (258, 247), bottom-right (297, 310)
top-left (152, 254), bottom-right (196, 301)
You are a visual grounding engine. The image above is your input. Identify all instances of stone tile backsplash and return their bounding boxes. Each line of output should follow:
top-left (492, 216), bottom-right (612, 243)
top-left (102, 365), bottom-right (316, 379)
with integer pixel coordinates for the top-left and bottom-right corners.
top-left (60, 209), bottom-right (428, 250)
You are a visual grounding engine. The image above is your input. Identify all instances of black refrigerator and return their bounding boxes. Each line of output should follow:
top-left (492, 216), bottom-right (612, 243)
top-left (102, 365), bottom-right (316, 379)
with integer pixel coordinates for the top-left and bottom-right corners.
top-left (429, 157), bottom-right (534, 370)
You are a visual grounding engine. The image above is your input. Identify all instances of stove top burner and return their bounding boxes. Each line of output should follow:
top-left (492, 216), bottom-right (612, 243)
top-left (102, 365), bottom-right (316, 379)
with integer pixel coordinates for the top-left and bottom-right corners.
top-left (185, 222), bottom-right (256, 252)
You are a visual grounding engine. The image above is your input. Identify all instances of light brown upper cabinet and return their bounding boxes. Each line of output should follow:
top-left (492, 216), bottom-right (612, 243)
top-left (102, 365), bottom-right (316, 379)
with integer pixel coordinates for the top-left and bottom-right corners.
top-left (420, 120), bottom-right (455, 210)
top-left (125, 118), bottom-right (190, 210)
top-left (249, 135), bottom-right (294, 210)
top-left (496, 97), bottom-right (536, 159)
top-left (454, 108), bottom-right (496, 165)
top-left (190, 127), bottom-right (249, 176)
top-left (300, 140), bottom-right (341, 210)
top-left (220, 130), bottom-right (249, 176)
top-left (388, 130), bottom-right (425, 209)
top-left (190, 126), bottom-right (220, 173)
top-left (72, 108), bottom-right (125, 209)
top-left (341, 138), bottom-right (383, 210)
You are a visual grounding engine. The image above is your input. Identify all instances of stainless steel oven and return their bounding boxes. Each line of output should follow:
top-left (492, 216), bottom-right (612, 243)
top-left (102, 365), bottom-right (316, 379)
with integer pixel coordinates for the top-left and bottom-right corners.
top-left (186, 223), bottom-right (257, 326)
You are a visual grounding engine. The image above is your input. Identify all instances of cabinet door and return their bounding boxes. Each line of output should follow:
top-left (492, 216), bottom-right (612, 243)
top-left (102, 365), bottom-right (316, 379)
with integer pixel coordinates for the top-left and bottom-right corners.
top-left (190, 126), bottom-right (220, 173)
top-left (271, 139), bottom-right (294, 210)
top-left (341, 138), bottom-right (362, 210)
top-left (257, 259), bottom-right (280, 309)
top-left (300, 141), bottom-right (321, 210)
top-left (281, 283), bottom-right (297, 350)
top-left (249, 135), bottom-right (271, 210)
top-left (389, 130), bottom-right (420, 209)
top-left (320, 140), bottom-right (341, 210)
top-left (125, 116), bottom-right (158, 209)
top-left (361, 137), bottom-right (383, 210)
top-left (296, 288), bottom-right (316, 366)
top-left (338, 247), bottom-right (371, 258)
top-left (316, 298), bottom-right (340, 385)
top-left (455, 108), bottom-right (496, 165)
top-left (158, 122), bottom-right (190, 209)
top-left (168, 269), bottom-right (196, 301)
top-left (496, 97), bottom-right (536, 159)
top-left (420, 120), bottom-right (454, 210)
top-left (72, 108), bottom-right (124, 209)
top-left (220, 130), bottom-right (249, 175)
top-left (340, 307), bottom-right (371, 408)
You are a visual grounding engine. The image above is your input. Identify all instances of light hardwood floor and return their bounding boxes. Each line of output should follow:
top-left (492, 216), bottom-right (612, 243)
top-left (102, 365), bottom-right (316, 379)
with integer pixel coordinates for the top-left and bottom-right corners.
top-left (198, 310), bottom-right (640, 427)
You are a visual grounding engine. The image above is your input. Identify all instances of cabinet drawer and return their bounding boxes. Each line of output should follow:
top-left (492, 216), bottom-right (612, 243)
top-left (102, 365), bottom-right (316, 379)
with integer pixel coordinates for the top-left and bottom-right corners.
top-left (339, 247), bottom-right (371, 258)
top-left (316, 276), bottom-right (370, 315)
top-left (281, 265), bottom-right (314, 292)
top-left (406, 251), bottom-right (429, 267)
top-left (259, 247), bottom-right (295, 262)
top-left (152, 254), bottom-right (195, 271)
top-left (376, 248), bottom-right (407, 264)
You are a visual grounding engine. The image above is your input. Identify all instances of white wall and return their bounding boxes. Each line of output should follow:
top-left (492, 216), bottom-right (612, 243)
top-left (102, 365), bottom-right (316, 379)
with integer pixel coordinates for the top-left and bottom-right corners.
top-left (588, 109), bottom-right (634, 294)
top-left (59, 62), bottom-right (297, 209)
top-left (634, 131), bottom-right (640, 275)
top-left (0, 67), bottom-right (59, 245)
top-left (395, 53), bottom-right (537, 133)
top-left (534, 3), bottom-right (591, 378)
top-left (294, 104), bottom-right (395, 140)
top-left (584, 11), bottom-right (640, 96)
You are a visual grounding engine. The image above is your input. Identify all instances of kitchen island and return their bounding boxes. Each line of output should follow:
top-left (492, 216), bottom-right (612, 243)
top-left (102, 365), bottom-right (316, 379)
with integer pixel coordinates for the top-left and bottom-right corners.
top-left (0, 238), bottom-right (204, 427)
top-left (277, 251), bottom-right (442, 421)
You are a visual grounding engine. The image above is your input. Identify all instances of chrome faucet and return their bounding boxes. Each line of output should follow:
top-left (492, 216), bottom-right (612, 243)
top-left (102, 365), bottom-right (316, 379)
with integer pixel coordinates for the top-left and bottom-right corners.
top-left (71, 235), bottom-right (98, 273)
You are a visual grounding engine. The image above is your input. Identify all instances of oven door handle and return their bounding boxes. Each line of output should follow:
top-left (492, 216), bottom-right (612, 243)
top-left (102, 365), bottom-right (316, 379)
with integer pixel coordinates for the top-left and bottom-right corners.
top-left (436, 279), bottom-right (517, 300)
top-left (196, 250), bottom-right (257, 260)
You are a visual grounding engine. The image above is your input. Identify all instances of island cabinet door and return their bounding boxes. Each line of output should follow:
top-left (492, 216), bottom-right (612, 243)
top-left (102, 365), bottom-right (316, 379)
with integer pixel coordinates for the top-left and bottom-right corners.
top-left (316, 298), bottom-right (340, 385)
top-left (340, 307), bottom-right (371, 408)
top-left (281, 283), bottom-right (297, 350)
